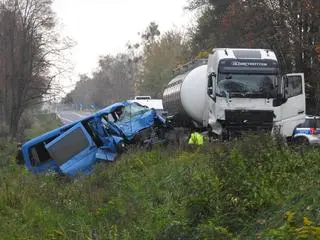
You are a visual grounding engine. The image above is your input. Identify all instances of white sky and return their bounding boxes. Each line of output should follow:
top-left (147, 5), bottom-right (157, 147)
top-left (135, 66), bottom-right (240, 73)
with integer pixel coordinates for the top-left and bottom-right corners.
top-left (52, 0), bottom-right (193, 93)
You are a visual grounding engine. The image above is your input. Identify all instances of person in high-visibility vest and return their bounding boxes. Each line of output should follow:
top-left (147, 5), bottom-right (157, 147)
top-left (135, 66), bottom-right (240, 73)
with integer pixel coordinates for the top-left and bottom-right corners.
top-left (188, 129), bottom-right (204, 145)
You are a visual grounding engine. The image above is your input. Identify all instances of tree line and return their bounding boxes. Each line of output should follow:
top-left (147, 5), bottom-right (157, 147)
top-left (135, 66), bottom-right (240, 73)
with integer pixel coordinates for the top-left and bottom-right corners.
top-left (63, 22), bottom-right (191, 107)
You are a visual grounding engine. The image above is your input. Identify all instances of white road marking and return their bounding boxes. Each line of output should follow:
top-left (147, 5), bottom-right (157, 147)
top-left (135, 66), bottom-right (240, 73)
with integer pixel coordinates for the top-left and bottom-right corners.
top-left (59, 117), bottom-right (74, 124)
top-left (56, 112), bottom-right (80, 124)
top-left (73, 112), bottom-right (90, 118)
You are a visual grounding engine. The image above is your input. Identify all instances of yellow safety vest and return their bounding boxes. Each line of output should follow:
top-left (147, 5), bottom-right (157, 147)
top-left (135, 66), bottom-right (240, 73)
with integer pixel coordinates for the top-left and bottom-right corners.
top-left (188, 132), bottom-right (204, 145)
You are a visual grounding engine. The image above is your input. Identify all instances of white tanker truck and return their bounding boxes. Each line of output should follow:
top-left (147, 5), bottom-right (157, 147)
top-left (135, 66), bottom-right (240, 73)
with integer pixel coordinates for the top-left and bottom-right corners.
top-left (163, 48), bottom-right (306, 140)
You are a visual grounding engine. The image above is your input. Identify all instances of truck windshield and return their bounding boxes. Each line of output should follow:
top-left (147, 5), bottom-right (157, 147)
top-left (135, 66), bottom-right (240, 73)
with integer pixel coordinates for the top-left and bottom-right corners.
top-left (216, 73), bottom-right (279, 98)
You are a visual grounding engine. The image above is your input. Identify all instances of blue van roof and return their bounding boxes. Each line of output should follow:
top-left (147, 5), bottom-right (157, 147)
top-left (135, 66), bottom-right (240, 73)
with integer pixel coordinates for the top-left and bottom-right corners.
top-left (22, 101), bottom-right (129, 149)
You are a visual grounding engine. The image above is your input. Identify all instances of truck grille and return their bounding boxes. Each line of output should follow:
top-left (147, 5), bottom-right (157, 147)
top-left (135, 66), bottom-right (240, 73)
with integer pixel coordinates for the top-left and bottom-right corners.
top-left (224, 109), bottom-right (274, 130)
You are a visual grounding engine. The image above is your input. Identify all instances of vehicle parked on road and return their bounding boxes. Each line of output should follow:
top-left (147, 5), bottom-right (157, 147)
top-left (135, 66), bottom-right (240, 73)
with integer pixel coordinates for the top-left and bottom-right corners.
top-left (20, 101), bottom-right (166, 176)
top-left (293, 116), bottom-right (320, 145)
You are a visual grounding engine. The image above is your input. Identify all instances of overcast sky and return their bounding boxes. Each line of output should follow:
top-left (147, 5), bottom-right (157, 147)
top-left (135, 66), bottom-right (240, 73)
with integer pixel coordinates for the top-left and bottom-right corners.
top-left (52, 0), bottom-right (193, 92)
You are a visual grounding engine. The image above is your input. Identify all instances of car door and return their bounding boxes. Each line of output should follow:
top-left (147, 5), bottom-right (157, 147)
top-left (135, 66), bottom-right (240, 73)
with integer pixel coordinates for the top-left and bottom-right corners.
top-left (280, 73), bottom-right (306, 136)
top-left (45, 122), bottom-right (98, 176)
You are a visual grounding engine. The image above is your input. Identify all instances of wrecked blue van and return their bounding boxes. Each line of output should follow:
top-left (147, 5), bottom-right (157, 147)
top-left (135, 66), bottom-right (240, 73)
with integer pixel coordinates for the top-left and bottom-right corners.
top-left (21, 101), bottom-right (166, 176)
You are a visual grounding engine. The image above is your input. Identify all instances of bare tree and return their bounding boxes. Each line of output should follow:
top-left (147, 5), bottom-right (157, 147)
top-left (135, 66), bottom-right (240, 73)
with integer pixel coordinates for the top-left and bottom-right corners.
top-left (0, 0), bottom-right (73, 138)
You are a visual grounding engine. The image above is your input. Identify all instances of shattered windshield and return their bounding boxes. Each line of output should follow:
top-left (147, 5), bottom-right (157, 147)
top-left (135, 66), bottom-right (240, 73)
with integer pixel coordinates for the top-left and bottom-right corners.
top-left (117, 103), bottom-right (150, 123)
top-left (216, 73), bottom-right (279, 98)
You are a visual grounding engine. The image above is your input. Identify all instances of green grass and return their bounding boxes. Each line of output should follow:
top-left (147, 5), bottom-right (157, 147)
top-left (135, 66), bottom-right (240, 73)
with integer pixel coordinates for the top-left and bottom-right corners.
top-left (0, 132), bottom-right (319, 239)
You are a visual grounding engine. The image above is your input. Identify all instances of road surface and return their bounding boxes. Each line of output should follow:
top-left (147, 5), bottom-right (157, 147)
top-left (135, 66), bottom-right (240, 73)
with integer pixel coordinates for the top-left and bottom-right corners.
top-left (56, 111), bottom-right (92, 125)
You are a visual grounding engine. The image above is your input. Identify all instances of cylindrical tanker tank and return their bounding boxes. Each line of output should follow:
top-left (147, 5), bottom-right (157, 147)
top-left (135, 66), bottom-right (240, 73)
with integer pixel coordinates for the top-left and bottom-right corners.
top-left (163, 64), bottom-right (208, 127)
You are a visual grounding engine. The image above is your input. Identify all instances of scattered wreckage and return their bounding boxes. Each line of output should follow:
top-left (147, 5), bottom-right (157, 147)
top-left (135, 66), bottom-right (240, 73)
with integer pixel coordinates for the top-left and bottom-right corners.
top-left (19, 101), bottom-right (166, 176)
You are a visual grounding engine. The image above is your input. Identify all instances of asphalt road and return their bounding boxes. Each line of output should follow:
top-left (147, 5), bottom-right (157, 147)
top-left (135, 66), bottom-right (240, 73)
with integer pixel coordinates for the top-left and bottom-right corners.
top-left (57, 111), bottom-right (92, 125)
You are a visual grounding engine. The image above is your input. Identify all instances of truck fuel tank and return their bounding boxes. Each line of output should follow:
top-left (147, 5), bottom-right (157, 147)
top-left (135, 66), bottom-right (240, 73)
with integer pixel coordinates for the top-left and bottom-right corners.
top-left (163, 64), bottom-right (208, 124)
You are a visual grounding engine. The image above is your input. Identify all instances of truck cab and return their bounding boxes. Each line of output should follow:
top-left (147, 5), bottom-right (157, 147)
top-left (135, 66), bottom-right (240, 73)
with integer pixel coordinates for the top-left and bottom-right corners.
top-left (206, 48), bottom-right (305, 139)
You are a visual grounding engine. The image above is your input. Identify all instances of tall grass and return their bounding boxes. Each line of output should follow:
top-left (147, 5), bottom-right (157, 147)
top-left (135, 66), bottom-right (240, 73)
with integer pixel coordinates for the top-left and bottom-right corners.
top-left (0, 130), bottom-right (319, 239)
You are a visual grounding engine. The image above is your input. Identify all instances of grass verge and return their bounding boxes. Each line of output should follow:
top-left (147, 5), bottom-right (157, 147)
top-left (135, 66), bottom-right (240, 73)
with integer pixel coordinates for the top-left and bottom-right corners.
top-left (0, 132), bottom-right (319, 239)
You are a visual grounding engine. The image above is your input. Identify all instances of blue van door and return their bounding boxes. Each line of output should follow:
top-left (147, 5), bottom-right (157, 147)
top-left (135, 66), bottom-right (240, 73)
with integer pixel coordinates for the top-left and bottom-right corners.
top-left (45, 123), bottom-right (98, 176)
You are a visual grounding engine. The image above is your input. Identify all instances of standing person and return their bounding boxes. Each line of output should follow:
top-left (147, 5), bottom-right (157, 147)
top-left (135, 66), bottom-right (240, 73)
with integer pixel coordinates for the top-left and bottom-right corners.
top-left (188, 128), bottom-right (204, 146)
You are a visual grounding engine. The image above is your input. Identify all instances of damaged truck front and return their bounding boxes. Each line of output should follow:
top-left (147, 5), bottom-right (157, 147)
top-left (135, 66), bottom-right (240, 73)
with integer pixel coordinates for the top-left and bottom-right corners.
top-left (20, 101), bottom-right (166, 176)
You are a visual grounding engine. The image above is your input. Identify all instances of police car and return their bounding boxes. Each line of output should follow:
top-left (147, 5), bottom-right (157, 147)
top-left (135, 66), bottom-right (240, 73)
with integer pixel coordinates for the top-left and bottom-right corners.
top-left (293, 116), bottom-right (320, 145)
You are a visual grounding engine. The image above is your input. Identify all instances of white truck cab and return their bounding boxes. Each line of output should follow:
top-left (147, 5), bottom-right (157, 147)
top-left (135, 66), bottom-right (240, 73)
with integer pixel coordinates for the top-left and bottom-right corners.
top-left (206, 48), bottom-right (305, 139)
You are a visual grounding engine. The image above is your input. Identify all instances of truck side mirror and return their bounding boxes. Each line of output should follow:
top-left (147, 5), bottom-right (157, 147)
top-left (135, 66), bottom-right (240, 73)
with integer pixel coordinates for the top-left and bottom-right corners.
top-left (207, 72), bottom-right (216, 101)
